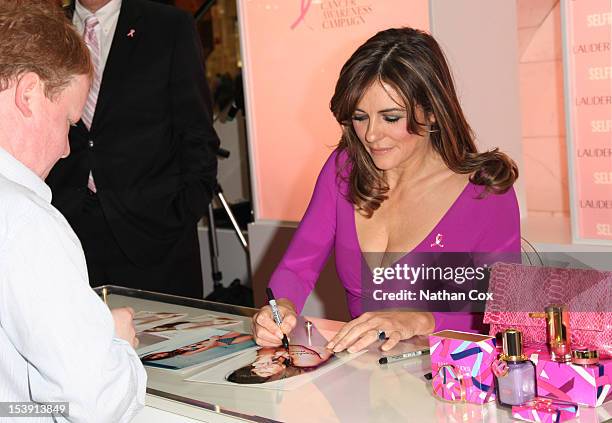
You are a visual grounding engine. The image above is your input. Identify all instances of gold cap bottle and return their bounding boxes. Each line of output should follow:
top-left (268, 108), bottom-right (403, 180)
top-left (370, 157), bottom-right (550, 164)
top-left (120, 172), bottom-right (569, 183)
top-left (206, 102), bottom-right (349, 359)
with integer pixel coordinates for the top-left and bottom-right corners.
top-left (545, 305), bottom-right (571, 363)
top-left (501, 329), bottom-right (527, 362)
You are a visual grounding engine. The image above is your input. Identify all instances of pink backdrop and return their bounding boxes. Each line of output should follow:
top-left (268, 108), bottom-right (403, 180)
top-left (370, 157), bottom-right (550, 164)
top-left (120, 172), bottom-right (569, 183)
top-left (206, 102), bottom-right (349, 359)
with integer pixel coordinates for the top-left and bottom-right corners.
top-left (564, 0), bottom-right (612, 242)
top-left (239, 0), bottom-right (430, 221)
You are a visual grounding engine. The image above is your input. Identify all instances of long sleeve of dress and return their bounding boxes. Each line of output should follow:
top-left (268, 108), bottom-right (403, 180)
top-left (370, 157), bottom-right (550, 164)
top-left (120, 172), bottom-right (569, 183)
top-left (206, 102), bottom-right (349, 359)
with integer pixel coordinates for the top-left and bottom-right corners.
top-left (268, 152), bottom-right (340, 313)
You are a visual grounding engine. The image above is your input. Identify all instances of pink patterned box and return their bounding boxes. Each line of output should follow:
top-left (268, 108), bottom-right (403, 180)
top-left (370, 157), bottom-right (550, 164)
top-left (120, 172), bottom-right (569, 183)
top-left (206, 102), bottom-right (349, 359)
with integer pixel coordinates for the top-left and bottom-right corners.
top-left (534, 353), bottom-right (612, 407)
top-left (429, 330), bottom-right (497, 404)
top-left (511, 397), bottom-right (579, 423)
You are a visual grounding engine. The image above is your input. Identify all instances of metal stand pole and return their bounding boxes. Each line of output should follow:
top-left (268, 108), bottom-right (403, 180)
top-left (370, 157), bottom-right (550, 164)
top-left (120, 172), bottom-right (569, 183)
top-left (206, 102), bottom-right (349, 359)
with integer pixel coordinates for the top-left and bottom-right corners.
top-left (216, 185), bottom-right (248, 250)
top-left (207, 197), bottom-right (223, 289)
top-left (207, 183), bottom-right (249, 288)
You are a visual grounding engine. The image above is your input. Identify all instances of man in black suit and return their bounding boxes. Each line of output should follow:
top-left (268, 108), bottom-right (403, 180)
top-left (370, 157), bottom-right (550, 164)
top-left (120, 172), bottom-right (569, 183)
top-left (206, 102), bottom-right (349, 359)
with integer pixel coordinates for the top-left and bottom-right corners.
top-left (47, 0), bottom-right (219, 299)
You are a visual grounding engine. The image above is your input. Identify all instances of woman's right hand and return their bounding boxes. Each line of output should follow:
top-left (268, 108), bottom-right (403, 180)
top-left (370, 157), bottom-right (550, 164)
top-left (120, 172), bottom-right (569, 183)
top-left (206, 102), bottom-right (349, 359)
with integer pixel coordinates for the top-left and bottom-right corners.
top-left (252, 298), bottom-right (298, 347)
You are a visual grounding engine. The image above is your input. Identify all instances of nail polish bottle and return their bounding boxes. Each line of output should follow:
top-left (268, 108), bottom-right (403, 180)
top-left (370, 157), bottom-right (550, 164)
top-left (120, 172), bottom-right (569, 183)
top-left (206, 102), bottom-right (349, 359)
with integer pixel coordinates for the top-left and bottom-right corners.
top-left (495, 329), bottom-right (537, 407)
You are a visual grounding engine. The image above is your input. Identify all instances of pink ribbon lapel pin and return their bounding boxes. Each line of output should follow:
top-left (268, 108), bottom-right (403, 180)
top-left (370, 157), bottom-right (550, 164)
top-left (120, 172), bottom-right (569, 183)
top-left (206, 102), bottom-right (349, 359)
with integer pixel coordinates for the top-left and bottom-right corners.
top-left (127, 29), bottom-right (136, 38)
top-left (430, 233), bottom-right (444, 248)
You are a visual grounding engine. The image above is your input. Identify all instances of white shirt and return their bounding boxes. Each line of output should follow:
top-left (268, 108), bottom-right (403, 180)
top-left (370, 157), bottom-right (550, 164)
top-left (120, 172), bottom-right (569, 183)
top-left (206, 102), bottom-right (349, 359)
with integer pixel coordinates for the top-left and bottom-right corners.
top-left (73, 0), bottom-right (122, 75)
top-left (0, 147), bottom-right (146, 423)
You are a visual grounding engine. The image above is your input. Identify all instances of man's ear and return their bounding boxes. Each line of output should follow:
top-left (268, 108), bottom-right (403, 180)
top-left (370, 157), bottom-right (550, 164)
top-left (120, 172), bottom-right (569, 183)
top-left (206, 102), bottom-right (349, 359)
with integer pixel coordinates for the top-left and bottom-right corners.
top-left (14, 72), bottom-right (42, 118)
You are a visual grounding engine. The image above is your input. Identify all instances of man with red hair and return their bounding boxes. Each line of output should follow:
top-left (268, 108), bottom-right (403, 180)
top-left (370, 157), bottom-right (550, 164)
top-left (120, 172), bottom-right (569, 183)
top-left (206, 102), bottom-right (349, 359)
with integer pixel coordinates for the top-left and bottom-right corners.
top-left (0, 1), bottom-right (145, 421)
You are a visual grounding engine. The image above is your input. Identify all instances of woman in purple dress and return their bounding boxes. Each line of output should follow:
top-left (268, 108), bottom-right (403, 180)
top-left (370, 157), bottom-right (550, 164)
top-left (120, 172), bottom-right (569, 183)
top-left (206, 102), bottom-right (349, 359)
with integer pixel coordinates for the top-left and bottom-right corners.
top-left (252, 27), bottom-right (520, 353)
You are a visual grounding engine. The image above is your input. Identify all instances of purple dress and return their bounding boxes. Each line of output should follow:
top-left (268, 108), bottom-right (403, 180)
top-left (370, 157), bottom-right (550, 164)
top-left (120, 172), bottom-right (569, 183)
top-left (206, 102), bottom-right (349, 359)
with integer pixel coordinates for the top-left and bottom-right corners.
top-left (269, 150), bottom-right (520, 332)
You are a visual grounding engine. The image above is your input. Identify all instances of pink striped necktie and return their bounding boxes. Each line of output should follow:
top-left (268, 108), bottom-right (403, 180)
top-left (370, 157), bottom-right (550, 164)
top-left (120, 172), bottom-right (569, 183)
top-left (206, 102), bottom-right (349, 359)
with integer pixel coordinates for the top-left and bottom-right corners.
top-left (82, 15), bottom-right (100, 193)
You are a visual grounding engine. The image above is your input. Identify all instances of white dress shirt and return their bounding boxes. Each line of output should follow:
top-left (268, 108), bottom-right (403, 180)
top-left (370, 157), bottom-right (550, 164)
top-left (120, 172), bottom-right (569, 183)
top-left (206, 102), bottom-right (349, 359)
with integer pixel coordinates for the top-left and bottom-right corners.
top-left (73, 0), bottom-right (122, 76)
top-left (0, 147), bottom-right (146, 422)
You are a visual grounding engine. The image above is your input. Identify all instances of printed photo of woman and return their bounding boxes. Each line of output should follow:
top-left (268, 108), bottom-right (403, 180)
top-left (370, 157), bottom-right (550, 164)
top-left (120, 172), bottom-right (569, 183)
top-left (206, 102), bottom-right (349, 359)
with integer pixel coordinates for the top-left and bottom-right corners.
top-left (227, 345), bottom-right (334, 384)
top-left (141, 331), bottom-right (256, 370)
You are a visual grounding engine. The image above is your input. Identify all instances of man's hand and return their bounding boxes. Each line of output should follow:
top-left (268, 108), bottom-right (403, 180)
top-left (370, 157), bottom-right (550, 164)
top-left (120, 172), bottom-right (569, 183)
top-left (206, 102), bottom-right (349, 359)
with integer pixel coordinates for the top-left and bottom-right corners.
top-left (111, 307), bottom-right (139, 349)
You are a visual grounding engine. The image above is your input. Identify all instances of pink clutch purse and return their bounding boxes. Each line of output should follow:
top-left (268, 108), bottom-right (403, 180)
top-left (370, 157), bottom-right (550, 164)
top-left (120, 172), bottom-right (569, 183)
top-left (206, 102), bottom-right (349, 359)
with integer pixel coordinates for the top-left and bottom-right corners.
top-left (483, 262), bottom-right (612, 355)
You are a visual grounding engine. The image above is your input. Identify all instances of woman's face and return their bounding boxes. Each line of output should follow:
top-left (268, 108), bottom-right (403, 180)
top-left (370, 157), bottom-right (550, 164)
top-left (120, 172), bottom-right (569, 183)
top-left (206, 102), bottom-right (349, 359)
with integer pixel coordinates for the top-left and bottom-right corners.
top-left (351, 81), bottom-right (430, 172)
top-left (251, 348), bottom-right (289, 377)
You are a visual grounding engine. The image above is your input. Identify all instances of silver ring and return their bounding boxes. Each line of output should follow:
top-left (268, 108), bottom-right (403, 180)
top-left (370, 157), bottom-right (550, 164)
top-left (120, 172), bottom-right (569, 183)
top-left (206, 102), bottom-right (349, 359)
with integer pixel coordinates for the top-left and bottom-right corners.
top-left (377, 330), bottom-right (386, 341)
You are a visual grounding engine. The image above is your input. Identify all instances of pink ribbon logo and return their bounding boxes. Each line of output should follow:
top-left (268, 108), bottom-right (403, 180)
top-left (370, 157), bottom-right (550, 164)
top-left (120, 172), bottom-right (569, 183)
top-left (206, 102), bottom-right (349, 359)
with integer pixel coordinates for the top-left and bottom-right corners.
top-left (290, 0), bottom-right (312, 30)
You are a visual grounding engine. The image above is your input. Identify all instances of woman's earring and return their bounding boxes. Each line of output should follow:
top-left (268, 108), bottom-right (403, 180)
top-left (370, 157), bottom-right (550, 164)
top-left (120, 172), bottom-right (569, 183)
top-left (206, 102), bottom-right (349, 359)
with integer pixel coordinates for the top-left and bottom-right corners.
top-left (426, 125), bottom-right (439, 133)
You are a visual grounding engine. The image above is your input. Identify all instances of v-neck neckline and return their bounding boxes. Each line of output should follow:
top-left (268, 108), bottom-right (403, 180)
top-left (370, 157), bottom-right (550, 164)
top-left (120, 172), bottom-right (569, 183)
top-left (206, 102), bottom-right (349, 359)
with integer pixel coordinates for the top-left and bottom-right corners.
top-left (352, 181), bottom-right (473, 270)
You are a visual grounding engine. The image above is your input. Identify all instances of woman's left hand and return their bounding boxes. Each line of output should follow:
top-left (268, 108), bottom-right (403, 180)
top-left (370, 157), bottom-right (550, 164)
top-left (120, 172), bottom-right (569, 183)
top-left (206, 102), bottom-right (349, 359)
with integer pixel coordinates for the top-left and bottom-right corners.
top-left (326, 311), bottom-right (434, 353)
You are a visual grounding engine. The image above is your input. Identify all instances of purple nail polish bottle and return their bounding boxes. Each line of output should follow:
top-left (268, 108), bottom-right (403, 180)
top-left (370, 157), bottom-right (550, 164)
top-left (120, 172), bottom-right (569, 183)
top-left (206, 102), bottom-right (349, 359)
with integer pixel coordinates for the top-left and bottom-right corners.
top-left (495, 329), bottom-right (536, 407)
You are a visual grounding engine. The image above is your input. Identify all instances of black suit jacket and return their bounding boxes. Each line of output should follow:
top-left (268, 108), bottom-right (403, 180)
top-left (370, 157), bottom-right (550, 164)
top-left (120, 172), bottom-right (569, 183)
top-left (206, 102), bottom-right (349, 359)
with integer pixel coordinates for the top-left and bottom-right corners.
top-left (47, 0), bottom-right (219, 266)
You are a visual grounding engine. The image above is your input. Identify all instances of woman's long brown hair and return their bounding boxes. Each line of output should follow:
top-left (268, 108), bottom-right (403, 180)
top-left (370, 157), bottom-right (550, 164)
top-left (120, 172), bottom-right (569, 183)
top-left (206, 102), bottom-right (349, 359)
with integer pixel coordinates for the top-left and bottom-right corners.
top-left (330, 27), bottom-right (518, 217)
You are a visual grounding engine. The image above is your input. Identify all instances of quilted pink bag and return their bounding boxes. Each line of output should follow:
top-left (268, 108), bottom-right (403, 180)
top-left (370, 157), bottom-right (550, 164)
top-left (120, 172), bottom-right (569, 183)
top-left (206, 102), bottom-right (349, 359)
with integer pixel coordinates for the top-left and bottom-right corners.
top-left (483, 262), bottom-right (612, 355)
